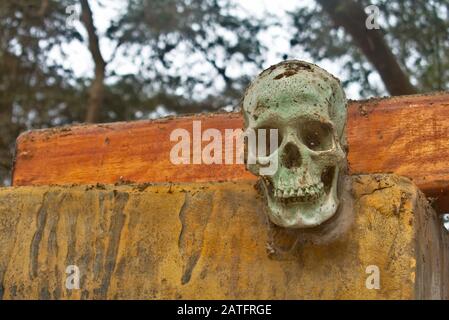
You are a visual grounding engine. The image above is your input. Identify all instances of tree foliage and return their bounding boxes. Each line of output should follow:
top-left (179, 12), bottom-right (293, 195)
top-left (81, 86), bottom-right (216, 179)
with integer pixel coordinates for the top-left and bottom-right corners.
top-left (105, 0), bottom-right (267, 115)
top-left (0, 0), bottom-right (86, 183)
top-left (289, 0), bottom-right (449, 96)
top-left (0, 0), bottom-right (448, 185)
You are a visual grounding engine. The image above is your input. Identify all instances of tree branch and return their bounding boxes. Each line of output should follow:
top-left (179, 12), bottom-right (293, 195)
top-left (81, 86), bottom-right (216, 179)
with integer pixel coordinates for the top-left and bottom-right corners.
top-left (37, 0), bottom-right (49, 17)
top-left (80, 0), bottom-right (107, 123)
top-left (317, 0), bottom-right (417, 95)
top-left (149, 92), bottom-right (222, 114)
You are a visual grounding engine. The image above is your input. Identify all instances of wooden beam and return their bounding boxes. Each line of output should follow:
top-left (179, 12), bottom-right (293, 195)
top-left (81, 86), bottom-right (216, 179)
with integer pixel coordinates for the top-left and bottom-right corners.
top-left (347, 92), bottom-right (449, 211)
top-left (12, 93), bottom-right (449, 209)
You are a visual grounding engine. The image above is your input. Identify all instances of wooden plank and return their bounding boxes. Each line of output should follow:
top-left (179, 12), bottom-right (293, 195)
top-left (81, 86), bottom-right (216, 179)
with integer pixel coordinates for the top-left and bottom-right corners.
top-left (12, 93), bottom-right (449, 208)
top-left (347, 92), bottom-right (449, 210)
top-left (12, 113), bottom-right (254, 186)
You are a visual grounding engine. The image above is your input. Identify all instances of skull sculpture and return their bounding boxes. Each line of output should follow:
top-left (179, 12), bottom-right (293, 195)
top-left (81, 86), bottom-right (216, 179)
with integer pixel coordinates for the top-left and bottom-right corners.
top-left (242, 60), bottom-right (348, 229)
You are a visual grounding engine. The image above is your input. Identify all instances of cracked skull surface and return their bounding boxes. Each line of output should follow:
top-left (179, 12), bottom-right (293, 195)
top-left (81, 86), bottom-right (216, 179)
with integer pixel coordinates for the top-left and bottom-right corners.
top-left (243, 60), bottom-right (348, 228)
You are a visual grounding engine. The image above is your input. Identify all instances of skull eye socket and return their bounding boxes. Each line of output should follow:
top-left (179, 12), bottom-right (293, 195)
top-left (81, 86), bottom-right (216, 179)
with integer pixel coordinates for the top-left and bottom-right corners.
top-left (299, 121), bottom-right (333, 151)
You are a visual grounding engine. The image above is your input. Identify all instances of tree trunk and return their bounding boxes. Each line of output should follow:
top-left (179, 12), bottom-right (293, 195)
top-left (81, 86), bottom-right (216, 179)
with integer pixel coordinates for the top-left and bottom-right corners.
top-left (317, 0), bottom-right (417, 96)
top-left (0, 104), bottom-right (15, 185)
top-left (80, 0), bottom-right (106, 123)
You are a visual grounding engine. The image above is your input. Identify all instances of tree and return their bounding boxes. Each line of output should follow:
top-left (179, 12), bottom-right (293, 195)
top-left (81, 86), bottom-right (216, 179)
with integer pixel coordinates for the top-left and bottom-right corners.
top-left (290, 0), bottom-right (449, 96)
top-left (317, 0), bottom-right (416, 95)
top-left (1, 0), bottom-right (448, 185)
top-left (0, 0), bottom-right (269, 184)
top-left (0, 0), bottom-right (86, 184)
top-left (105, 0), bottom-right (268, 115)
top-left (80, 0), bottom-right (107, 123)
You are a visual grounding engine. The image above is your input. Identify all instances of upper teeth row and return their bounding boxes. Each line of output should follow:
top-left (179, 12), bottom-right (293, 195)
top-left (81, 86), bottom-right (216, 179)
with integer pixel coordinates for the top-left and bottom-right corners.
top-left (274, 182), bottom-right (324, 198)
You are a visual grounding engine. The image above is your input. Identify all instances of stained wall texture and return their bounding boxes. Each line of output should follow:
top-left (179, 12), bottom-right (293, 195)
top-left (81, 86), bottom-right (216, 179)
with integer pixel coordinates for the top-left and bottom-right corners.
top-left (0, 174), bottom-right (446, 299)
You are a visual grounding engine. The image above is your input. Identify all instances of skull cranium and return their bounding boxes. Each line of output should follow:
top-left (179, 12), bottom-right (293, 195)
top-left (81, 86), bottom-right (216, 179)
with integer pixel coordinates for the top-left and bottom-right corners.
top-left (242, 60), bottom-right (348, 229)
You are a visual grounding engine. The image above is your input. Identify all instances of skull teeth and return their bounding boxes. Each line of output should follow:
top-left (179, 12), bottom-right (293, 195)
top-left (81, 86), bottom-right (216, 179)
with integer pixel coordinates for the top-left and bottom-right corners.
top-left (260, 178), bottom-right (325, 203)
top-left (272, 182), bottom-right (324, 202)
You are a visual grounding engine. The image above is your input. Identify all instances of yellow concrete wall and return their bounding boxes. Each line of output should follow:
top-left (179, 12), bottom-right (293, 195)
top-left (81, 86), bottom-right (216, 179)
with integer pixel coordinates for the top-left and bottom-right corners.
top-left (0, 174), bottom-right (444, 299)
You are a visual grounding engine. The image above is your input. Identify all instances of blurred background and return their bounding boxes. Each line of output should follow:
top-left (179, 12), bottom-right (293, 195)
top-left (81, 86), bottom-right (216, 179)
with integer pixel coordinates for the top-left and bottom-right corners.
top-left (1, 0), bottom-right (449, 185)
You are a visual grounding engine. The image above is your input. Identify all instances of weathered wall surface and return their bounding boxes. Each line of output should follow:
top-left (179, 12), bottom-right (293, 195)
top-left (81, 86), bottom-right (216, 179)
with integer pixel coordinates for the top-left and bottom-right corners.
top-left (0, 174), bottom-right (445, 299)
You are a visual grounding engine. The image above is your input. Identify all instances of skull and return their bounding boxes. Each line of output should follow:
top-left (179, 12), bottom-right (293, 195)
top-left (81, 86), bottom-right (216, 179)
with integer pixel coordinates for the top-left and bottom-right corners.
top-left (242, 60), bottom-right (348, 229)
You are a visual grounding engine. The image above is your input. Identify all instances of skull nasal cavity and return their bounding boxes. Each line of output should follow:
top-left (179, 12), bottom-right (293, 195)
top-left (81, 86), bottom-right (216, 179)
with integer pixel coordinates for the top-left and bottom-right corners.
top-left (282, 143), bottom-right (302, 169)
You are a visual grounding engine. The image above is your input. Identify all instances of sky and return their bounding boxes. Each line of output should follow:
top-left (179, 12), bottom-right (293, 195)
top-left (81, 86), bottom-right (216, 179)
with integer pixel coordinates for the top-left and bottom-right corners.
top-left (52, 0), bottom-right (373, 109)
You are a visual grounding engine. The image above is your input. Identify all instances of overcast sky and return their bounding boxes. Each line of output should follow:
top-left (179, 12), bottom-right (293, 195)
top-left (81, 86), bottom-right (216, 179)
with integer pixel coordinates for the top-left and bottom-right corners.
top-left (53, 0), bottom-right (374, 105)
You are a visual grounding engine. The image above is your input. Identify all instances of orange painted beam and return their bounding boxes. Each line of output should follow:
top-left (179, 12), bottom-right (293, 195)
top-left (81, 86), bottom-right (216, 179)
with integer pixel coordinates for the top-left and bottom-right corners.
top-left (13, 113), bottom-right (253, 186)
top-left (347, 92), bottom-right (449, 210)
top-left (12, 92), bottom-right (449, 209)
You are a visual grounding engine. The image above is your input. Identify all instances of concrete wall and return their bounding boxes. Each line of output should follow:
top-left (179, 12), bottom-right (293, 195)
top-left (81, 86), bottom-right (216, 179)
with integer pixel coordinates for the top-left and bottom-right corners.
top-left (0, 174), bottom-right (446, 299)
